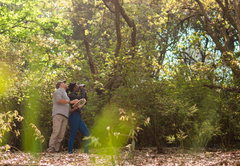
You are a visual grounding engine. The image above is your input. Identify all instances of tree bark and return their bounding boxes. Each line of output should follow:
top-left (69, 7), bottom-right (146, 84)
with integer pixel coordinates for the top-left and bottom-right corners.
top-left (81, 24), bottom-right (96, 75)
top-left (119, 5), bottom-right (136, 58)
top-left (204, 84), bottom-right (240, 93)
top-left (103, 0), bottom-right (136, 59)
top-left (194, 0), bottom-right (240, 78)
top-left (114, 0), bottom-right (121, 58)
top-left (232, 0), bottom-right (240, 42)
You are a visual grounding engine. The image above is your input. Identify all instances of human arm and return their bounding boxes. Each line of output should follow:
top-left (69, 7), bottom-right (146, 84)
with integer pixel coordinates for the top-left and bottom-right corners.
top-left (69, 105), bottom-right (79, 113)
top-left (80, 87), bottom-right (87, 105)
top-left (72, 98), bottom-right (86, 107)
top-left (80, 88), bottom-right (86, 99)
top-left (54, 90), bottom-right (79, 104)
top-left (58, 98), bottom-right (79, 104)
top-left (68, 92), bottom-right (84, 100)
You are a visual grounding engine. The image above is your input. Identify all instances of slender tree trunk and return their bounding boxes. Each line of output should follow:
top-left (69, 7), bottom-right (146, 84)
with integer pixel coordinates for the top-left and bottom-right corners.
top-left (81, 24), bottom-right (96, 76)
top-left (119, 5), bottom-right (136, 59)
top-left (103, 0), bottom-right (136, 59)
top-left (114, 0), bottom-right (121, 59)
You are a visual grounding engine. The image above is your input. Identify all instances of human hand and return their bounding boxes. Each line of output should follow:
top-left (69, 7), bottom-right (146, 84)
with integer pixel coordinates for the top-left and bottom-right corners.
top-left (73, 104), bottom-right (79, 111)
top-left (77, 99), bottom-right (86, 108)
top-left (71, 99), bottom-right (79, 104)
top-left (69, 104), bottom-right (79, 113)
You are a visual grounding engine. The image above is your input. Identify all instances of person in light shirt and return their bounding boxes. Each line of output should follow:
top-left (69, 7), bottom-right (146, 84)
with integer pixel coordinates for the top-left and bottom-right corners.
top-left (47, 80), bottom-right (79, 153)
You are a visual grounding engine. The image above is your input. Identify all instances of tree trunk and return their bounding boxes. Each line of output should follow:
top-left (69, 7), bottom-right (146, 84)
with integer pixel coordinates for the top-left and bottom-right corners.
top-left (81, 24), bottom-right (96, 76)
top-left (119, 5), bottom-right (136, 59)
top-left (194, 0), bottom-right (240, 78)
top-left (114, 0), bottom-right (121, 59)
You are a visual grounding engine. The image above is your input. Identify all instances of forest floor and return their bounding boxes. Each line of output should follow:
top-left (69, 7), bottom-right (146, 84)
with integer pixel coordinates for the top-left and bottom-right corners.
top-left (1, 147), bottom-right (240, 165)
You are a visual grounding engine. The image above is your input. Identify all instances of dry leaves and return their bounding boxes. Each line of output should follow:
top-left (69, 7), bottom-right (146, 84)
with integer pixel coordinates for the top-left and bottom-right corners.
top-left (1, 148), bottom-right (240, 165)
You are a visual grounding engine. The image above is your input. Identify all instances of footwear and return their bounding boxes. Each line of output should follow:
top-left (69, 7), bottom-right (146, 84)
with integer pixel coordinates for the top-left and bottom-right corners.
top-left (47, 148), bottom-right (56, 153)
top-left (47, 150), bottom-right (55, 153)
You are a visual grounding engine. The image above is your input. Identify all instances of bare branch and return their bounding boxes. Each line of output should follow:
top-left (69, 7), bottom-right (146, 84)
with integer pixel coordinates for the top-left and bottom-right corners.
top-left (215, 0), bottom-right (238, 30)
top-left (204, 84), bottom-right (240, 93)
top-left (119, 5), bottom-right (136, 58)
top-left (81, 24), bottom-right (96, 75)
top-left (103, 0), bottom-right (115, 13)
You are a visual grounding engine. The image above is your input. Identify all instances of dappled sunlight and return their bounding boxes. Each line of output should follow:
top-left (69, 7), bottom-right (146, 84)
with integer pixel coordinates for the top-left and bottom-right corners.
top-left (0, 62), bottom-right (13, 96)
top-left (0, 0), bottom-right (240, 164)
top-left (90, 103), bottom-right (140, 156)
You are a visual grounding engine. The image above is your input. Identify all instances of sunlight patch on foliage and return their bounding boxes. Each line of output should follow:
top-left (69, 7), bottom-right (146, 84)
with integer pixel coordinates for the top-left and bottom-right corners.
top-left (0, 62), bottom-right (13, 97)
top-left (90, 103), bottom-right (140, 157)
top-left (0, 110), bottom-right (23, 145)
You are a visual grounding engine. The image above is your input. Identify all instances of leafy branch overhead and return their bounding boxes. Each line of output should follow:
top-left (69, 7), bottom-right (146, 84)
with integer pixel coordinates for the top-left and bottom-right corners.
top-left (0, 0), bottom-right (240, 163)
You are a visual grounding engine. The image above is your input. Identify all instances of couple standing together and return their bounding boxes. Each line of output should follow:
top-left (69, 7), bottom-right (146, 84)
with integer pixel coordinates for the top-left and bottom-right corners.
top-left (47, 81), bottom-right (90, 154)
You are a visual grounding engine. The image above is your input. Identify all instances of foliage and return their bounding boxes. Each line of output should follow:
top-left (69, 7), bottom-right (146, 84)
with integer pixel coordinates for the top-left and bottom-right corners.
top-left (0, 0), bottom-right (240, 154)
top-left (0, 111), bottom-right (23, 144)
top-left (90, 103), bottom-right (142, 148)
top-left (29, 123), bottom-right (45, 143)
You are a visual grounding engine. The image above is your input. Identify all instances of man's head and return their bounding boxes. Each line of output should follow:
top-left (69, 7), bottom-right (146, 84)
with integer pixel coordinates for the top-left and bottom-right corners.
top-left (56, 80), bottom-right (67, 90)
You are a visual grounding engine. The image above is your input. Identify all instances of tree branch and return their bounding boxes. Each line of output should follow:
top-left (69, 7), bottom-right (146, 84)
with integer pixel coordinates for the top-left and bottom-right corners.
top-left (232, 0), bottom-right (240, 42)
top-left (103, 0), bottom-right (115, 13)
top-left (81, 24), bottom-right (96, 75)
top-left (204, 84), bottom-right (240, 93)
top-left (215, 0), bottom-right (238, 30)
top-left (119, 5), bottom-right (136, 59)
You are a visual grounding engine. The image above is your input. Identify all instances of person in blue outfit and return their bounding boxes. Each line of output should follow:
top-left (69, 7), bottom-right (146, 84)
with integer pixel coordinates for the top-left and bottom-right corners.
top-left (68, 82), bottom-right (91, 154)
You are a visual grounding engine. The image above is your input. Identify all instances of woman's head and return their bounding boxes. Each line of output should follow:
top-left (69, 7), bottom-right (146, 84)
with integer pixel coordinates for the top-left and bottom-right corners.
top-left (68, 82), bottom-right (79, 92)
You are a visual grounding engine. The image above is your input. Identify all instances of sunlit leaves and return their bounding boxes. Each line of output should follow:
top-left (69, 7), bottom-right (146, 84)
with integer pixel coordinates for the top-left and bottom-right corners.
top-left (83, 135), bottom-right (101, 147)
top-left (0, 0), bottom-right (239, 153)
top-left (0, 110), bottom-right (23, 143)
top-left (30, 123), bottom-right (45, 143)
top-left (0, 63), bottom-right (14, 97)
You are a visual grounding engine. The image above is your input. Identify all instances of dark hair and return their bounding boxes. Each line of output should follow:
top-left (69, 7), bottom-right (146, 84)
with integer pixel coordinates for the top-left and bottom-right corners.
top-left (68, 82), bottom-right (77, 92)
